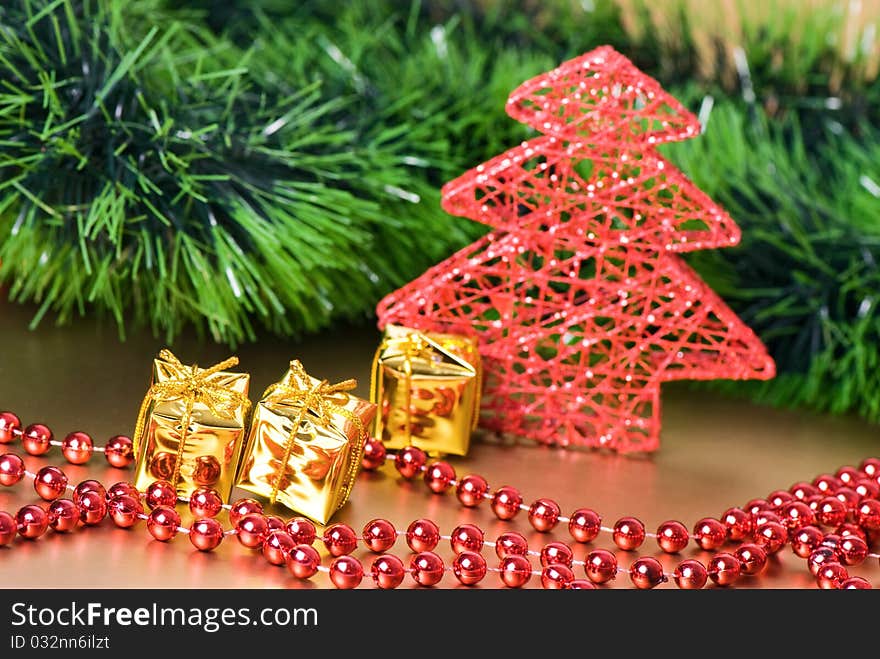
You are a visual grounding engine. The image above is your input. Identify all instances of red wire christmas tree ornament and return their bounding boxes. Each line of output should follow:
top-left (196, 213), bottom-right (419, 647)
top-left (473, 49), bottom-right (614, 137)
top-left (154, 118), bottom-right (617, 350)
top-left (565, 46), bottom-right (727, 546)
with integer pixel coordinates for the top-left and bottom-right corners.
top-left (377, 46), bottom-right (775, 453)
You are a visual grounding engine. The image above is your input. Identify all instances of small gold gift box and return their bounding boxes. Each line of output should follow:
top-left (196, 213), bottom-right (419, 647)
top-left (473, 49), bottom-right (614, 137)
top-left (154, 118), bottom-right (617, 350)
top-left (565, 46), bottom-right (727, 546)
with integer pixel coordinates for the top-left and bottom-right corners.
top-left (236, 360), bottom-right (376, 524)
top-left (132, 349), bottom-right (251, 501)
top-left (370, 324), bottom-right (481, 456)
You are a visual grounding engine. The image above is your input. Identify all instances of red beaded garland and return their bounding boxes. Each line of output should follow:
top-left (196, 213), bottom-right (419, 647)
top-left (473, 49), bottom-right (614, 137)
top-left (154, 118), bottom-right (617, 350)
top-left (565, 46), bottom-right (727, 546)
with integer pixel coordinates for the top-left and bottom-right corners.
top-left (568, 508), bottom-right (602, 543)
top-left (450, 524), bottom-right (484, 554)
top-left (836, 523), bottom-right (867, 541)
top-left (362, 518), bottom-right (397, 553)
top-left (835, 466), bottom-right (861, 485)
top-left (263, 531), bottom-right (296, 565)
top-left (542, 563), bottom-right (575, 589)
top-left (585, 549), bottom-right (618, 584)
top-left (789, 482), bottom-right (819, 501)
top-left (47, 499), bottom-right (79, 532)
top-left (791, 526), bottom-right (824, 558)
top-left (807, 547), bottom-right (838, 576)
top-left (287, 545), bottom-right (321, 579)
top-left (455, 474), bottom-right (488, 507)
top-left (329, 556), bottom-right (364, 589)
top-left (424, 461), bottom-right (456, 494)
top-left (0, 412), bottom-right (21, 444)
top-left (410, 552), bottom-right (445, 587)
top-left (693, 518), bottom-right (726, 550)
top-left (107, 482), bottom-right (140, 500)
top-left (837, 536), bottom-right (868, 566)
top-left (528, 498), bottom-right (561, 532)
top-left (144, 480), bottom-right (177, 510)
top-left (285, 518), bottom-right (317, 546)
top-left (406, 518), bottom-right (440, 552)
top-left (16, 504), bottom-right (49, 539)
top-left (813, 474), bottom-right (841, 494)
top-left (777, 501), bottom-right (816, 532)
top-left (73, 479), bottom-right (106, 504)
top-left (568, 580), bottom-right (597, 590)
top-left (673, 559), bottom-right (708, 590)
top-left (540, 542), bottom-right (574, 568)
top-left (754, 522), bottom-right (787, 554)
top-left (491, 486), bottom-right (523, 520)
top-left (190, 518), bottom-right (224, 552)
top-left (189, 488), bottom-right (223, 518)
top-left (22, 424), bottom-right (52, 456)
top-left (767, 490), bottom-right (794, 509)
top-left (0, 510), bottom-right (17, 545)
top-left (61, 432), bottom-right (93, 465)
top-left (104, 436), bottom-right (134, 468)
top-left (147, 506), bottom-right (181, 542)
top-left (499, 555), bottom-right (532, 588)
top-left (861, 457), bottom-right (880, 478)
top-left (33, 466), bottom-right (68, 501)
top-left (108, 495), bottom-right (143, 529)
top-left (228, 498), bottom-right (263, 527)
top-left (360, 438), bottom-right (387, 471)
top-left (630, 557), bottom-right (666, 589)
top-left (734, 543), bottom-right (768, 575)
top-left (76, 490), bottom-right (107, 526)
top-left (452, 551), bottom-right (487, 586)
top-left (656, 520), bottom-right (689, 553)
top-left (495, 531), bottom-right (529, 559)
top-left (816, 563), bottom-right (848, 590)
top-left (323, 523), bottom-right (358, 557)
top-left (236, 514), bottom-right (270, 549)
top-left (816, 496), bottom-right (847, 527)
top-left (721, 507), bottom-right (753, 541)
top-left (840, 577), bottom-right (872, 589)
top-left (856, 499), bottom-right (880, 530)
top-left (370, 554), bottom-right (406, 589)
top-left (612, 517), bottom-right (646, 551)
top-left (394, 446), bottom-right (427, 480)
top-left (0, 453), bottom-right (25, 486)
top-left (707, 552), bottom-right (741, 587)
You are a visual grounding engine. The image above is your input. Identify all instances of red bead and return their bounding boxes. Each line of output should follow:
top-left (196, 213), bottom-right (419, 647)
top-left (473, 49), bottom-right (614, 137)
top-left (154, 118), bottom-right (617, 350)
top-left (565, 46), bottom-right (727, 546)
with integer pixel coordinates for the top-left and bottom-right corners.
top-left (585, 549), bottom-right (618, 584)
top-left (568, 579), bottom-right (597, 590)
top-left (767, 490), bottom-right (794, 509)
top-left (265, 516), bottom-right (285, 533)
top-left (33, 466), bottom-right (68, 501)
top-left (104, 435), bottom-right (134, 468)
top-left (406, 518), bottom-right (440, 552)
top-left (744, 498), bottom-right (772, 516)
top-left (840, 577), bottom-right (872, 589)
top-left (360, 438), bottom-right (386, 471)
top-left (61, 432), bottom-right (93, 465)
top-left (778, 501), bottom-right (816, 532)
top-left (456, 474), bottom-right (488, 507)
top-left (540, 542), bottom-right (574, 568)
top-left (22, 424), bottom-right (52, 456)
top-left (860, 457), bottom-right (880, 478)
top-left (813, 474), bottom-right (841, 494)
top-left (721, 507), bottom-right (754, 541)
top-left (236, 514), bottom-right (269, 549)
top-left (752, 510), bottom-right (782, 528)
top-left (528, 498), bottom-right (561, 532)
top-left (329, 556), bottom-right (363, 589)
top-left (0, 511), bottom-right (17, 545)
top-left (450, 523), bottom-right (483, 554)
top-left (287, 545), bottom-right (321, 579)
top-left (423, 461), bottom-right (455, 494)
top-left (362, 518), bottom-right (397, 553)
top-left (853, 479), bottom-right (879, 501)
top-left (263, 530), bottom-right (296, 565)
top-left (16, 504), bottom-right (48, 539)
top-left (107, 482), bottom-right (139, 501)
top-left (820, 533), bottom-right (841, 553)
top-left (630, 557), bottom-right (666, 589)
top-left (613, 517), bottom-right (645, 551)
top-left (147, 506), bottom-right (181, 541)
top-left (499, 555), bottom-right (532, 588)
top-left (836, 523), bottom-right (867, 541)
top-left (808, 547), bottom-right (838, 576)
top-left (285, 517), bottom-right (317, 546)
top-left (0, 412), bottom-right (21, 444)
top-left (371, 554), bottom-right (406, 589)
top-left (693, 518), bottom-right (727, 550)
top-left (656, 521), bottom-right (689, 553)
top-left (817, 563), bottom-right (848, 590)
top-left (108, 495), bottom-right (143, 528)
top-left (753, 522), bottom-right (787, 554)
top-left (789, 482), bottom-right (819, 501)
top-left (673, 559), bottom-right (708, 590)
top-left (0, 453), bottom-right (25, 486)
top-left (323, 523), bottom-right (358, 557)
top-left (838, 536), bottom-right (868, 566)
top-left (47, 499), bottom-right (79, 532)
top-left (394, 446), bottom-right (427, 479)
top-left (495, 531), bottom-right (529, 559)
top-left (836, 466), bottom-right (861, 486)
top-left (188, 488), bottom-right (223, 518)
top-left (189, 518), bottom-right (223, 551)
top-left (144, 480), bottom-right (177, 510)
top-left (708, 552), bottom-right (741, 586)
top-left (410, 551), bottom-right (445, 587)
top-left (453, 551), bottom-right (487, 586)
top-left (491, 486), bottom-right (523, 520)
top-left (568, 508), bottom-right (602, 543)
top-left (542, 563), bottom-right (575, 589)
top-left (816, 496), bottom-right (847, 527)
top-left (856, 499), bottom-right (880, 530)
top-left (791, 526), bottom-right (824, 558)
top-left (76, 490), bottom-right (107, 526)
top-left (734, 543), bottom-right (767, 575)
top-left (835, 487), bottom-right (860, 511)
top-left (228, 498), bottom-right (263, 527)
top-left (73, 479), bottom-right (106, 504)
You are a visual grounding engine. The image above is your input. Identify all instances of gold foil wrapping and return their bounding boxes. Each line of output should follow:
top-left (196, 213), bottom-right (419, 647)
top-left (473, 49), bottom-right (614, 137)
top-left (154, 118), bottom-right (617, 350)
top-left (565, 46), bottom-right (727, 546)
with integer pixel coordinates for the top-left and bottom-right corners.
top-left (371, 324), bottom-right (481, 456)
top-left (236, 361), bottom-right (376, 525)
top-left (132, 350), bottom-right (251, 501)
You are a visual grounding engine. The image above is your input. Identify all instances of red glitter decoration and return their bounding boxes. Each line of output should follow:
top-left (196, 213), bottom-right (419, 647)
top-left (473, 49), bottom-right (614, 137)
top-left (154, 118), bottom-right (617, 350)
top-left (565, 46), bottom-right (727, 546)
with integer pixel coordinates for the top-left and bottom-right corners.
top-left (377, 46), bottom-right (775, 453)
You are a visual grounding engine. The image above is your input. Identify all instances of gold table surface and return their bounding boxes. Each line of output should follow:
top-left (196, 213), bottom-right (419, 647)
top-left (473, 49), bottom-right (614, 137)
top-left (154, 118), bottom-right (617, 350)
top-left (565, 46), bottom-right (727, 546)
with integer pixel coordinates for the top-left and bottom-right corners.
top-left (1, 303), bottom-right (877, 589)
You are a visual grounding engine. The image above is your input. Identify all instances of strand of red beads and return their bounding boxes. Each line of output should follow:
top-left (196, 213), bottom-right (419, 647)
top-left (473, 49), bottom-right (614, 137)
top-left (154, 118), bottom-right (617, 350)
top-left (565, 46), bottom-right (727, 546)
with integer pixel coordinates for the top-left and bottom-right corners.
top-left (1, 446), bottom-right (878, 590)
top-left (0, 411), bottom-right (133, 467)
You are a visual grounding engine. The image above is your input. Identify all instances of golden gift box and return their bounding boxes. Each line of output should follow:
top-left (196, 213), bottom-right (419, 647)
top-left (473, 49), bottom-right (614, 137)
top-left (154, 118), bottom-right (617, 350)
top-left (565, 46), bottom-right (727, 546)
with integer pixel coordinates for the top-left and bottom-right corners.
top-left (132, 349), bottom-right (251, 501)
top-left (370, 324), bottom-right (481, 456)
top-left (236, 360), bottom-right (376, 524)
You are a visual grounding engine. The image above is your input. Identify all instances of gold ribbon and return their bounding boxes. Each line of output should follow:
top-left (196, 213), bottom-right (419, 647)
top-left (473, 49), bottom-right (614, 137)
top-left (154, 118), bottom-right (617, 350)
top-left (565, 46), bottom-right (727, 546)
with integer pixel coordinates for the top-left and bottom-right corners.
top-left (133, 349), bottom-right (249, 489)
top-left (264, 360), bottom-right (367, 506)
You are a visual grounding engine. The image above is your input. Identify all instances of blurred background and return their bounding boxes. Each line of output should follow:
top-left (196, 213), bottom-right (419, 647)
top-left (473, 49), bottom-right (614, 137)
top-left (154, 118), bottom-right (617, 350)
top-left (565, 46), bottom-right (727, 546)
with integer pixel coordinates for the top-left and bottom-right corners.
top-left (1, 0), bottom-right (879, 426)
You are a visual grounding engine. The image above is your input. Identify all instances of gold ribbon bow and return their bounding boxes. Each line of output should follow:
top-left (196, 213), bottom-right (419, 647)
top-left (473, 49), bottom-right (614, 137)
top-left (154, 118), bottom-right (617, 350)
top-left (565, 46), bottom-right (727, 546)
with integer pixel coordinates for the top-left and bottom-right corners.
top-left (133, 349), bottom-right (249, 489)
top-left (264, 360), bottom-right (367, 506)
